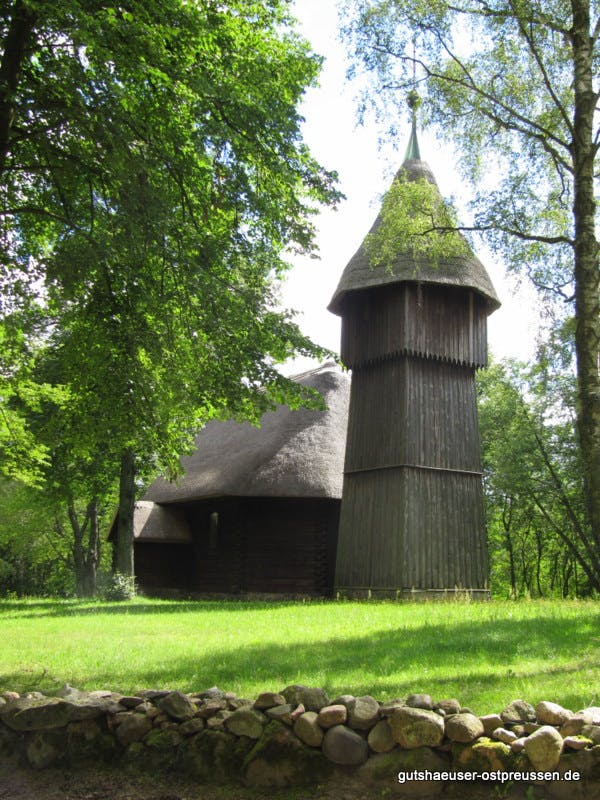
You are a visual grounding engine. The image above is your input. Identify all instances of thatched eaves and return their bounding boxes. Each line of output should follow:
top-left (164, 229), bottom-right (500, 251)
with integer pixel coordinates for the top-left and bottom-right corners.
top-left (143, 362), bottom-right (350, 504)
top-left (133, 501), bottom-right (192, 542)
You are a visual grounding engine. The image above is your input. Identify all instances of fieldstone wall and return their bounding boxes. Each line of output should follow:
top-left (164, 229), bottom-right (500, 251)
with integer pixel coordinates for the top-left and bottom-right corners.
top-left (1, 685), bottom-right (600, 798)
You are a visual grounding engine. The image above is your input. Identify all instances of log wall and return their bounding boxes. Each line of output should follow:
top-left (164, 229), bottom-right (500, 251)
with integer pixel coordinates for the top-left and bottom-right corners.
top-left (134, 498), bottom-right (339, 596)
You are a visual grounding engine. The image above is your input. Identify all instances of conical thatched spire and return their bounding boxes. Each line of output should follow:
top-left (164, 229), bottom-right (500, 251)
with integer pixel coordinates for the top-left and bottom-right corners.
top-left (328, 106), bottom-right (500, 316)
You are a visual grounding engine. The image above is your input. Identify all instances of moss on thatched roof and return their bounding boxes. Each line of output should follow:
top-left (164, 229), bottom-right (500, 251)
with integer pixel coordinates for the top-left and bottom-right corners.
top-left (328, 156), bottom-right (500, 316)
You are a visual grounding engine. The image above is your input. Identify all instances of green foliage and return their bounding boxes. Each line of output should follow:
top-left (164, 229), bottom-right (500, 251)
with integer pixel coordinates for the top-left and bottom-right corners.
top-left (365, 171), bottom-right (470, 269)
top-left (98, 571), bottom-right (136, 602)
top-left (477, 342), bottom-right (595, 597)
top-left (0, 314), bottom-right (68, 486)
top-left (0, 481), bottom-right (74, 596)
top-left (0, 0), bottom-right (341, 587)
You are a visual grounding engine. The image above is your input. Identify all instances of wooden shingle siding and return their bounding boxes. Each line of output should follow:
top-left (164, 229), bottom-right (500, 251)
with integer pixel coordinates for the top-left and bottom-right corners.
top-left (335, 469), bottom-right (487, 594)
top-left (341, 284), bottom-right (488, 369)
top-left (335, 281), bottom-right (490, 596)
top-left (344, 358), bottom-right (481, 474)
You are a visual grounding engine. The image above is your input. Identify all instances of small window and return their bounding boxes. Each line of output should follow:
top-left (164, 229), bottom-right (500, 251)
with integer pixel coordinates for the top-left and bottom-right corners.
top-left (208, 512), bottom-right (219, 551)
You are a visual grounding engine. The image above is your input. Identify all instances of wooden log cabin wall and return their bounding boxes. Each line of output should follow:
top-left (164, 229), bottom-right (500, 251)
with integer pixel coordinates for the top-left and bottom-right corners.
top-left (134, 497), bottom-right (339, 597)
top-left (328, 103), bottom-right (500, 598)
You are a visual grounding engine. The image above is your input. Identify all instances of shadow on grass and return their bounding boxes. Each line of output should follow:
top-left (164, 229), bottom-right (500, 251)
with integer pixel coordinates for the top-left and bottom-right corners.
top-left (0, 599), bottom-right (305, 618)
top-left (3, 609), bottom-right (598, 712)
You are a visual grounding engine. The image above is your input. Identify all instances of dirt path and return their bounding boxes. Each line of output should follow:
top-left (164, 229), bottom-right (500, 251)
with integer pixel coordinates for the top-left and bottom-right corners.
top-left (0, 764), bottom-right (575, 800)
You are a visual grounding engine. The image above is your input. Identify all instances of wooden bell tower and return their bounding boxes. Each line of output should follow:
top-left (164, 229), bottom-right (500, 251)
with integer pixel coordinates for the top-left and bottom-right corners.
top-left (329, 100), bottom-right (500, 598)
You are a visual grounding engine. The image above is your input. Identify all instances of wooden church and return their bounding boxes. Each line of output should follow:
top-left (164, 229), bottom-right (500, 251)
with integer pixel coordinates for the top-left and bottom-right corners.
top-left (129, 362), bottom-right (350, 596)
top-left (128, 108), bottom-right (499, 597)
top-left (328, 101), bottom-right (500, 598)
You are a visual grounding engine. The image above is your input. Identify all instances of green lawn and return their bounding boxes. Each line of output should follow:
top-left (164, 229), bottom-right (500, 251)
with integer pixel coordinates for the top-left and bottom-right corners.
top-left (2, 597), bottom-right (599, 716)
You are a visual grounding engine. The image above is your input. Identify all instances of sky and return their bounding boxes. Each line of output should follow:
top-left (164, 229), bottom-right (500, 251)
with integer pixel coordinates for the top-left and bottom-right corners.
top-left (279, 0), bottom-right (543, 375)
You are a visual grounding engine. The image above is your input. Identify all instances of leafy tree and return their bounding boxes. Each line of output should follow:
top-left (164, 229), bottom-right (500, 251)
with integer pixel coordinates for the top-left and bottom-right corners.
top-left (0, 1), bottom-right (340, 586)
top-left (478, 338), bottom-right (596, 596)
top-left (340, 0), bottom-right (600, 549)
top-left (0, 480), bottom-right (80, 596)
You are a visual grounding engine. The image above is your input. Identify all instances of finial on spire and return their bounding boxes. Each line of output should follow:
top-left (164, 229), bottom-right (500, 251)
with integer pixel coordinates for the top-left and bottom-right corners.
top-left (404, 89), bottom-right (421, 161)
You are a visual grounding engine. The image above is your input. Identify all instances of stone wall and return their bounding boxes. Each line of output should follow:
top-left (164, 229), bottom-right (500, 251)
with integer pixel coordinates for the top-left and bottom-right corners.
top-left (1, 685), bottom-right (599, 798)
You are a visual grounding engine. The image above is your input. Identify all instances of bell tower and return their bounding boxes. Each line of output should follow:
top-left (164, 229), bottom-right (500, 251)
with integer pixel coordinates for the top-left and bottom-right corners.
top-left (329, 99), bottom-right (500, 598)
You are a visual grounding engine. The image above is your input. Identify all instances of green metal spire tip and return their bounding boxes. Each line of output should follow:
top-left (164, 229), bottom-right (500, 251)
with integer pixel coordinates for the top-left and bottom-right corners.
top-left (404, 89), bottom-right (422, 161)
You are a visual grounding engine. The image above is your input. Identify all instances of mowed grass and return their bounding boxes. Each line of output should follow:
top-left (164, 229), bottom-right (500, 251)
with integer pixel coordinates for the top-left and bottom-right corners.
top-left (1, 597), bottom-right (599, 715)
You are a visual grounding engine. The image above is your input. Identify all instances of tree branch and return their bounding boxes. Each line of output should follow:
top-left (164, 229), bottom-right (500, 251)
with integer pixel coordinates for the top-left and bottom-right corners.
top-left (449, 1), bottom-right (571, 35)
top-left (375, 43), bottom-right (573, 173)
top-left (531, 493), bottom-right (600, 592)
top-left (415, 221), bottom-right (574, 247)
top-left (508, 0), bottom-right (572, 132)
top-left (433, 31), bottom-right (573, 153)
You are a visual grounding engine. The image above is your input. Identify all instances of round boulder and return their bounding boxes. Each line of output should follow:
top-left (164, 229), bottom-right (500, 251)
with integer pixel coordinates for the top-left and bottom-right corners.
top-left (480, 714), bottom-right (504, 736)
top-left (492, 727), bottom-right (517, 744)
top-left (317, 704), bottom-right (347, 729)
top-left (281, 685), bottom-right (329, 713)
top-left (579, 707), bottom-right (600, 725)
top-left (265, 704), bottom-right (294, 726)
top-left (524, 725), bottom-right (564, 770)
top-left (225, 707), bottom-right (266, 739)
top-left (156, 691), bottom-right (196, 722)
top-left (436, 699), bottom-right (461, 716)
top-left (293, 711), bottom-right (323, 748)
top-left (347, 695), bottom-right (380, 731)
top-left (536, 701), bottom-right (573, 726)
top-left (254, 692), bottom-right (286, 711)
top-left (406, 694), bottom-right (433, 710)
top-left (501, 699), bottom-right (536, 725)
top-left (389, 706), bottom-right (445, 749)
top-left (444, 713), bottom-right (484, 744)
top-left (322, 724), bottom-right (369, 765)
top-left (367, 719), bottom-right (395, 753)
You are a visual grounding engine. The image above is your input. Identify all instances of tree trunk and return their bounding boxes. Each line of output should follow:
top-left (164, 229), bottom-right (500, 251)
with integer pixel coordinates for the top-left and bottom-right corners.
top-left (115, 448), bottom-right (135, 578)
top-left (69, 501), bottom-right (86, 598)
top-left (535, 529), bottom-right (544, 597)
top-left (82, 498), bottom-right (99, 596)
top-left (501, 499), bottom-right (517, 597)
top-left (571, 0), bottom-right (600, 552)
top-left (0, 1), bottom-right (37, 174)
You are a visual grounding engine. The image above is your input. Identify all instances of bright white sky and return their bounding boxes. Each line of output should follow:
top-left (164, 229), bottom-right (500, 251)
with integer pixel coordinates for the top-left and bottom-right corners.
top-left (280, 0), bottom-right (543, 375)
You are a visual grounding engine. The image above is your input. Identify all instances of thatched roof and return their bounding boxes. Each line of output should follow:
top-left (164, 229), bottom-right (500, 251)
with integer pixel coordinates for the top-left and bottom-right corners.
top-left (328, 154), bottom-right (500, 316)
top-left (143, 362), bottom-right (350, 505)
top-left (133, 501), bottom-right (192, 542)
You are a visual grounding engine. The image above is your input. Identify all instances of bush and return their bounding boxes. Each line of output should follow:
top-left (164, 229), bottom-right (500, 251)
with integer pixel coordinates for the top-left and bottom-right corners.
top-left (98, 571), bottom-right (136, 601)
